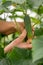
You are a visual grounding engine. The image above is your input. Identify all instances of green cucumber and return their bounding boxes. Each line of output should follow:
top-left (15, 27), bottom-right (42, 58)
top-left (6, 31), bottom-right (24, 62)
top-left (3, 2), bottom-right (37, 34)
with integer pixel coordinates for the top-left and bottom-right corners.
top-left (24, 14), bottom-right (32, 38)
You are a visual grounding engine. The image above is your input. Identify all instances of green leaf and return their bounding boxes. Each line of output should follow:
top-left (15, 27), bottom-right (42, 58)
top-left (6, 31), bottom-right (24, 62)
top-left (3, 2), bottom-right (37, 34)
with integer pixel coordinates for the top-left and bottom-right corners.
top-left (40, 21), bottom-right (43, 29)
top-left (26, 0), bottom-right (33, 9)
top-left (31, 17), bottom-right (40, 24)
top-left (0, 1), bottom-right (12, 13)
top-left (7, 48), bottom-right (30, 60)
top-left (12, 0), bottom-right (26, 4)
top-left (0, 46), bottom-right (5, 59)
top-left (24, 14), bottom-right (32, 38)
top-left (0, 4), bottom-right (4, 11)
top-left (38, 5), bottom-right (43, 14)
top-left (2, 1), bottom-right (12, 7)
top-left (34, 28), bottom-right (43, 36)
top-left (0, 10), bottom-right (5, 14)
top-left (2, 0), bottom-right (6, 3)
top-left (21, 0), bottom-right (43, 10)
top-left (6, 48), bottom-right (32, 65)
top-left (32, 36), bottom-right (43, 64)
top-left (0, 58), bottom-right (11, 65)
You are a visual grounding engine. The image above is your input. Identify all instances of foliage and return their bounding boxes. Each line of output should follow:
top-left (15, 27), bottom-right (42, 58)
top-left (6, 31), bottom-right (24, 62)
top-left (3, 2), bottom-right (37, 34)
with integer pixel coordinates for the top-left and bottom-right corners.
top-left (32, 36), bottom-right (43, 64)
top-left (0, 0), bottom-right (43, 65)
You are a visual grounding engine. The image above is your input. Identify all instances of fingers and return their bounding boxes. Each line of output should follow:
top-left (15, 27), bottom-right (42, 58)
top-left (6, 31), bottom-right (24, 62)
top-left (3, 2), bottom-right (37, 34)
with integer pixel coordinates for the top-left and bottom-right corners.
top-left (15, 38), bottom-right (32, 49)
top-left (16, 42), bottom-right (32, 49)
top-left (4, 29), bottom-right (27, 53)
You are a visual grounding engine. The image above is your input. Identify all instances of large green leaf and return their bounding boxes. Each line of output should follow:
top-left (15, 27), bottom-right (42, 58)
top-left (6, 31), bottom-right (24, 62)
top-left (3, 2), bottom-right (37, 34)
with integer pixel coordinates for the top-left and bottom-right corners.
top-left (6, 48), bottom-right (32, 65)
top-left (7, 48), bottom-right (31, 60)
top-left (34, 28), bottom-right (43, 36)
top-left (2, 1), bottom-right (12, 7)
top-left (0, 48), bottom-right (32, 65)
top-left (32, 36), bottom-right (43, 64)
top-left (24, 14), bottom-right (32, 38)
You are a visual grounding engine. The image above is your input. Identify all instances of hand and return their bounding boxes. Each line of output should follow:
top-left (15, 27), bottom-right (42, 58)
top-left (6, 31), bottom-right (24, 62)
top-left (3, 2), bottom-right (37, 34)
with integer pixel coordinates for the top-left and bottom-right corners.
top-left (0, 21), bottom-right (24, 35)
top-left (4, 29), bottom-right (32, 53)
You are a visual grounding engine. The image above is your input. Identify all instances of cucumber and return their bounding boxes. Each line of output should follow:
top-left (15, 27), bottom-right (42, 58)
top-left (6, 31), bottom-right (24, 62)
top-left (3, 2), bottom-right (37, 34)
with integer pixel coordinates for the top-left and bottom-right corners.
top-left (24, 14), bottom-right (32, 38)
